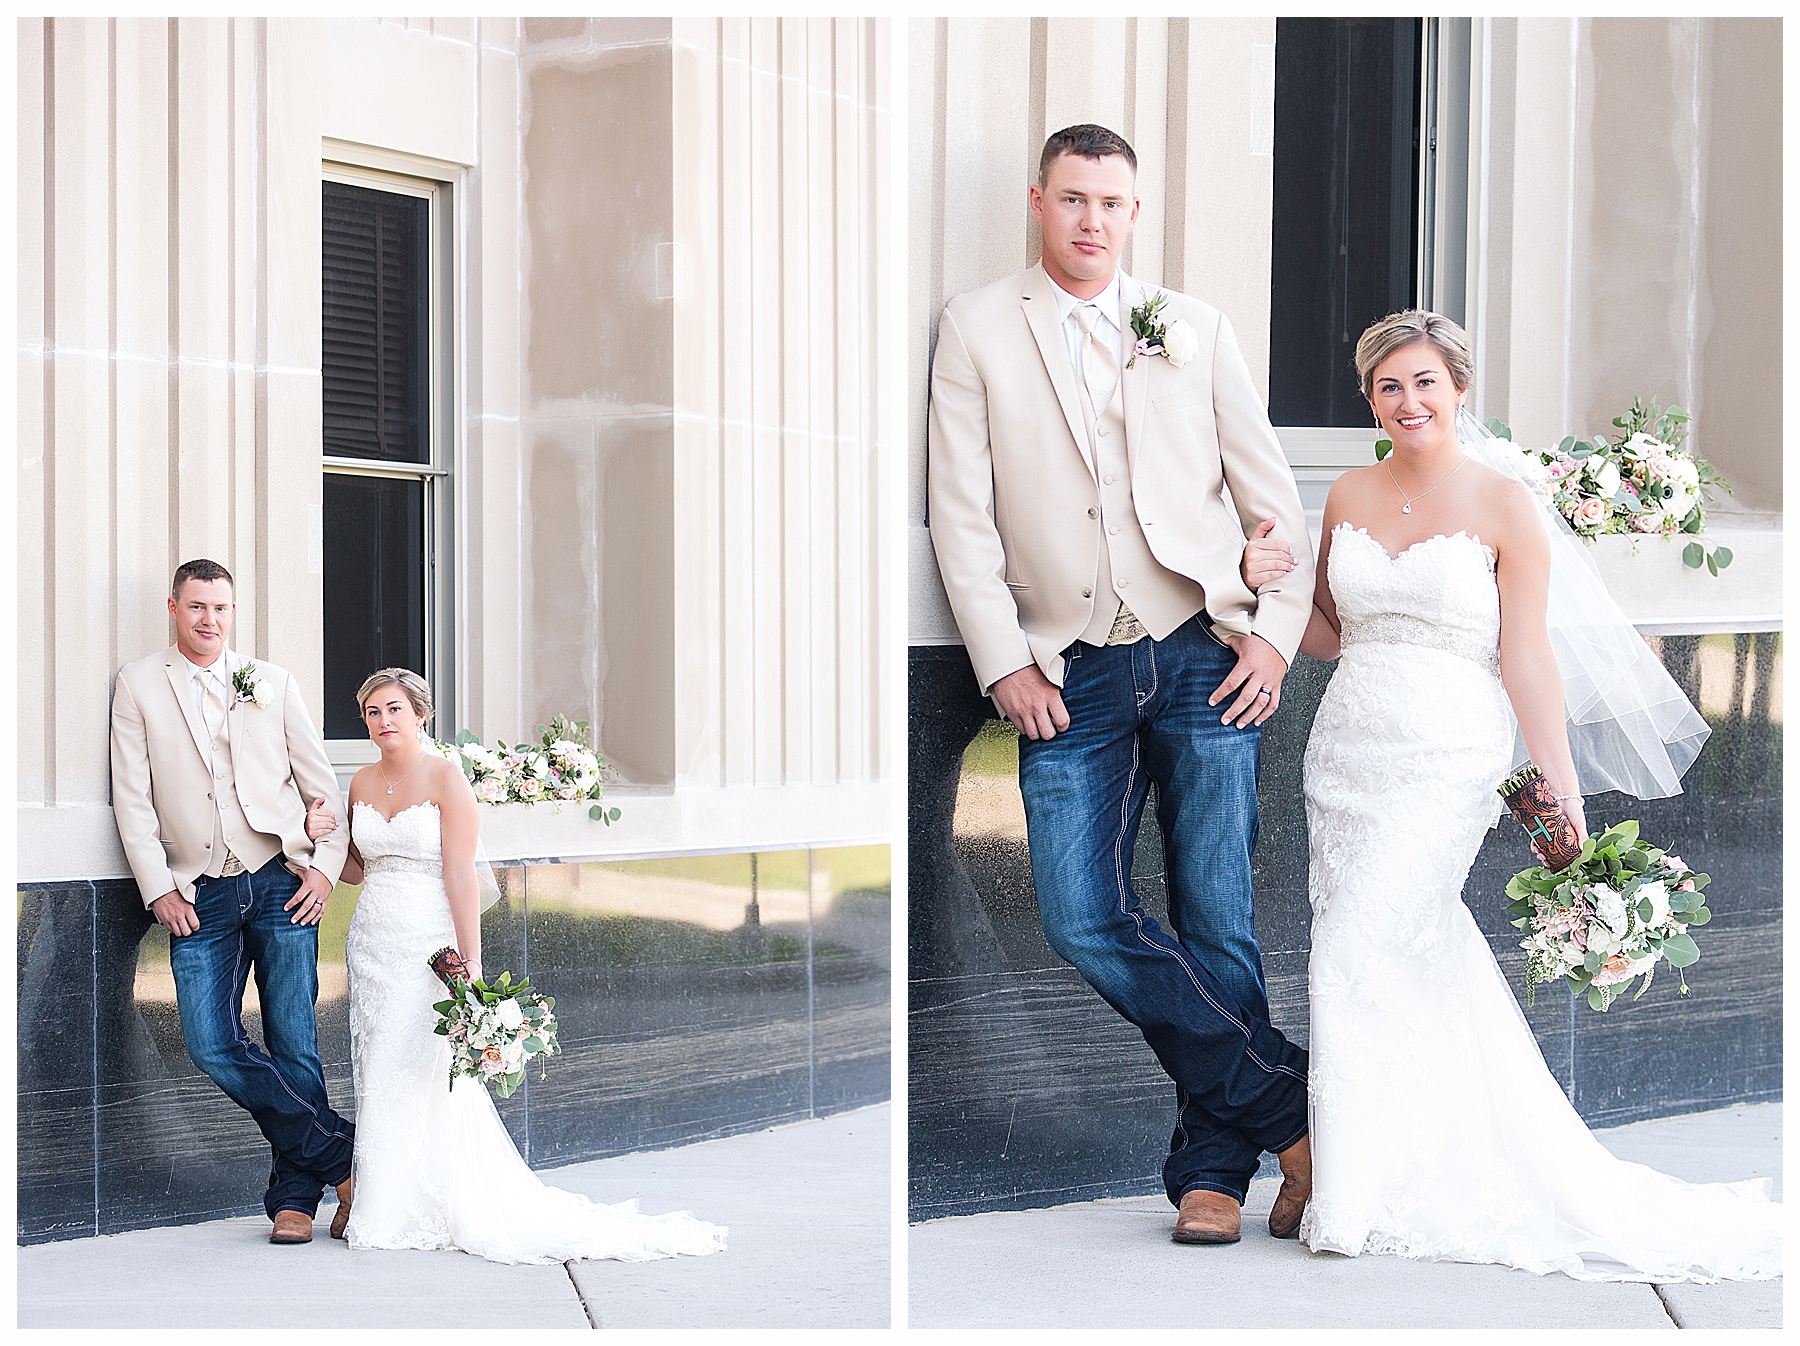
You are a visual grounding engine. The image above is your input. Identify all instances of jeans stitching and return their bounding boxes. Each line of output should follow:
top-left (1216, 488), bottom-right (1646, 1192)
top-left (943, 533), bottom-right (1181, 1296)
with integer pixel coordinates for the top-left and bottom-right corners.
top-left (1107, 734), bottom-right (1274, 1064)
top-left (226, 888), bottom-right (347, 1144)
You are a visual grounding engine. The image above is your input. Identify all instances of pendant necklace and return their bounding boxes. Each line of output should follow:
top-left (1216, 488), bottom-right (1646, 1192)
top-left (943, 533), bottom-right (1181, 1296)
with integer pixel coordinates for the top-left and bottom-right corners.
top-left (1386, 454), bottom-right (1468, 515)
top-left (378, 751), bottom-right (426, 796)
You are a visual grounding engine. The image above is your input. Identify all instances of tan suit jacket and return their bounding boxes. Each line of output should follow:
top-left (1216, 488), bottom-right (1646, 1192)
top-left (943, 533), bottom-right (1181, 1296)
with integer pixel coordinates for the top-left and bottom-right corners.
top-left (110, 646), bottom-right (349, 906)
top-left (928, 264), bottom-right (1316, 693)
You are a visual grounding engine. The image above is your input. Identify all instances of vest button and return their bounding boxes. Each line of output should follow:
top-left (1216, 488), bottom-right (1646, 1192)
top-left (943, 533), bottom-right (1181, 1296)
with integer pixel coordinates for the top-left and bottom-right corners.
top-left (1087, 507), bottom-right (1097, 519)
top-left (1081, 587), bottom-right (1093, 598)
top-left (1108, 525), bottom-right (1119, 535)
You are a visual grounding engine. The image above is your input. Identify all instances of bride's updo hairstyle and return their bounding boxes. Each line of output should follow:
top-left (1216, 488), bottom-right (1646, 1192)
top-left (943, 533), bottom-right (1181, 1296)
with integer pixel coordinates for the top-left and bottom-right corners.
top-left (356, 667), bottom-right (435, 724)
top-left (1354, 309), bottom-right (1475, 400)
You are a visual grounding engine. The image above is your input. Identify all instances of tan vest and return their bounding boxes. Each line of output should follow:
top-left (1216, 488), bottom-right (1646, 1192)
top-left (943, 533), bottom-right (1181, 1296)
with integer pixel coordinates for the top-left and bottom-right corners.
top-left (199, 683), bottom-right (282, 877)
top-left (1076, 371), bottom-right (1206, 646)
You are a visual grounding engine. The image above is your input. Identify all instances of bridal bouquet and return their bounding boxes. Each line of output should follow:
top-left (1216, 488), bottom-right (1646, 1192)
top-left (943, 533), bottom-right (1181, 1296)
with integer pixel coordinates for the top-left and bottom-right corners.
top-left (430, 714), bottom-right (622, 823)
top-left (1483, 399), bottom-right (1734, 574)
top-left (429, 950), bottom-right (561, 1098)
top-left (1504, 821), bottom-right (1710, 1012)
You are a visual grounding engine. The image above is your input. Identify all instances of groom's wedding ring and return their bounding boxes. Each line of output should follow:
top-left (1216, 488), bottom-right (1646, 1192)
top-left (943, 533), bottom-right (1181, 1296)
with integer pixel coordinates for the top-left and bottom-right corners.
top-left (1255, 687), bottom-right (1271, 698)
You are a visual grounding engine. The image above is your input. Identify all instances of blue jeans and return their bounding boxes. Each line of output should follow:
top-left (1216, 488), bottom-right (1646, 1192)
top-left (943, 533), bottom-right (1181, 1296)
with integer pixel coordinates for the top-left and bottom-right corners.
top-left (170, 856), bottom-right (354, 1218)
top-left (1017, 614), bottom-right (1309, 1205)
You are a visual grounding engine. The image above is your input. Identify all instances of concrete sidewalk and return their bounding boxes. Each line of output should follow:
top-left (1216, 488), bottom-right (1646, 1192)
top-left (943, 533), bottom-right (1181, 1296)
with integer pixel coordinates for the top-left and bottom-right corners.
top-left (19, 1103), bottom-right (889, 1330)
top-left (910, 1102), bottom-right (1782, 1330)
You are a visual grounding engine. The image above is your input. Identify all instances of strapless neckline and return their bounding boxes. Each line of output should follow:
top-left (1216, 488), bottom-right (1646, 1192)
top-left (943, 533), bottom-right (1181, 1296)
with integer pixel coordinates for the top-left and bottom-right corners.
top-left (354, 799), bottom-right (442, 827)
top-left (1333, 522), bottom-right (1494, 566)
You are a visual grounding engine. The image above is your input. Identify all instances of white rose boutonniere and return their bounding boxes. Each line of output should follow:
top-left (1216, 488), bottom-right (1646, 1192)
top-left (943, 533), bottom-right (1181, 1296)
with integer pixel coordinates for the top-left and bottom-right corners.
top-left (1160, 318), bottom-right (1199, 369)
top-left (1126, 291), bottom-right (1197, 369)
top-left (231, 661), bottom-right (273, 710)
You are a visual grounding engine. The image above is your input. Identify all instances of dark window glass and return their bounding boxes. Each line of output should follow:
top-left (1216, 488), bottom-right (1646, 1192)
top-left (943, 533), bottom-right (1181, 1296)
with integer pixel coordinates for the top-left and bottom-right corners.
top-left (322, 474), bottom-right (426, 739)
top-left (1269, 18), bottom-right (1422, 427)
top-left (322, 181), bottom-right (429, 463)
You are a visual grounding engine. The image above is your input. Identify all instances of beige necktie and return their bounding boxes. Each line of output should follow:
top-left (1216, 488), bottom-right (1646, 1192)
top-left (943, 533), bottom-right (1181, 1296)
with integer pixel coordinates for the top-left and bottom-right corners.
top-left (199, 670), bottom-right (227, 740)
top-left (1073, 302), bottom-right (1119, 416)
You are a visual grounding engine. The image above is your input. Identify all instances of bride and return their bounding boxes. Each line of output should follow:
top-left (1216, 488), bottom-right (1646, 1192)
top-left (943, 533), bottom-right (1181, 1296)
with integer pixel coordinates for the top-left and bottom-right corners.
top-left (310, 668), bottom-right (726, 1264)
top-left (1243, 309), bottom-right (1780, 1281)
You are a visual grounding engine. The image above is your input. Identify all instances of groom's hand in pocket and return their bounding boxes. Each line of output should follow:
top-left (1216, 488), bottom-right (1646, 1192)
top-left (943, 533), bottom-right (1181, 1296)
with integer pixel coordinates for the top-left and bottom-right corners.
top-left (1211, 632), bottom-right (1288, 729)
top-left (151, 890), bottom-right (199, 937)
top-left (992, 664), bottom-right (1070, 741)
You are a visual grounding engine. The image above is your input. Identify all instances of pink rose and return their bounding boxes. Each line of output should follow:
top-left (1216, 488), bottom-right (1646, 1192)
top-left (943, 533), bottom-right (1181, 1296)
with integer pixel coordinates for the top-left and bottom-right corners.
top-left (1573, 498), bottom-right (1609, 530)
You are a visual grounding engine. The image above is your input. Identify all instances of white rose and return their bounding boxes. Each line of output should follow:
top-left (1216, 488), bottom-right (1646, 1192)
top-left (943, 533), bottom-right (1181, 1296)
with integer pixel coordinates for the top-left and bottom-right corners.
top-left (528, 755), bottom-right (549, 779)
top-left (1586, 921), bottom-right (1621, 959)
top-left (1161, 318), bottom-right (1199, 369)
top-left (497, 998), bottom-right (525, 1030)
top-left (1587, 457), bottom-right (1621, 496)
top-left (1593, 885), bottom-right (1627, 934)
top-left (252, 678), bottom-right (274, 709)
top-left (1634, 880), bottom-right (1671, 928)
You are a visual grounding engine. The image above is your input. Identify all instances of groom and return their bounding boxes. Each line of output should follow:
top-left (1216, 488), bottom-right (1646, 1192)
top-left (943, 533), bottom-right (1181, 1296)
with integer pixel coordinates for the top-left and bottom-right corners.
top-left (110, 558), bottom-right (355, 1244)
top-left (928, 125), bottom-right (1318, 1244)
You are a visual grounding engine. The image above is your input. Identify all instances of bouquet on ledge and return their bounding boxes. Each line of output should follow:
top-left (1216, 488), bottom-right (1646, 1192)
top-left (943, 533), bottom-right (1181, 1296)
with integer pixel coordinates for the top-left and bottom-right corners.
top-left (1503, 820), bottom-right (1710, 1012)
top-left (1481, 399), bottom-right (1735, 575)
top-left (428, 713), bottom-right (622, 824)
top-left (428, 947), bottom-right (561, 1098)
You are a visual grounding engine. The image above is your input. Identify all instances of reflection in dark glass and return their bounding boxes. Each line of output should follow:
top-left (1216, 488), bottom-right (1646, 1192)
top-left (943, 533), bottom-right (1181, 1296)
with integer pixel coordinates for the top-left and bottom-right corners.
top-left (1269, 18), bottom-right (1422, 427)
top-left (906, 635), bottom-right (1781, 1220)
top-left (19, 847), bottom-right (891, 1241)
top-left (322, 473), bottom-right (425, 738)
top-left (322, 181), bottom-right (429, 464)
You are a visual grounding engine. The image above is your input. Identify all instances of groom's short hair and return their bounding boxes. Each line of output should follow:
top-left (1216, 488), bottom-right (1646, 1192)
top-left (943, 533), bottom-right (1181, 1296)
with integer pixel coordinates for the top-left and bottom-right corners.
top-left (1038, 124), bottom-right (1137, 187)
top-left (172, 558), bottom-right (234, 596)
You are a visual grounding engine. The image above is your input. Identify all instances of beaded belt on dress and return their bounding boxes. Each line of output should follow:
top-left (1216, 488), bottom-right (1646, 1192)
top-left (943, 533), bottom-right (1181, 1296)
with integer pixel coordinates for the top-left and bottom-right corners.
top-left (361, 854), bottom-right (442, 879)
top-left (1339, 613), bottom-right (1500, 674)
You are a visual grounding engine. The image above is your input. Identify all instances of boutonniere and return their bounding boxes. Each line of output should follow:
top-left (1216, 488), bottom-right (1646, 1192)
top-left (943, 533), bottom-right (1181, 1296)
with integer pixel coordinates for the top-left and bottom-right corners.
top-left (1127, 291), bottom-right (1199, 369)
top-left (231, 661), bottom-right (273, 710)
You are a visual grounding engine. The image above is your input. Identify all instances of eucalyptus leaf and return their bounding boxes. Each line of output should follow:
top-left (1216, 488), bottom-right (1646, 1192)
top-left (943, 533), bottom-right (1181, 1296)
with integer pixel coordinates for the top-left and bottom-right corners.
top-left (1662, 933), bottom-right (1700, 968)
top-left (1683, 541), bottom-right (1705, 568)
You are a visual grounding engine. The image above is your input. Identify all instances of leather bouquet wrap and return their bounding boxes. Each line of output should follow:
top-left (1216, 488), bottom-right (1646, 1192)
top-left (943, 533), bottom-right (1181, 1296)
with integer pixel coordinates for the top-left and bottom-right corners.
top-left (1498, 765), bottom-right (1583, 872)
top-left (429, 945), bottom-right (474, 988)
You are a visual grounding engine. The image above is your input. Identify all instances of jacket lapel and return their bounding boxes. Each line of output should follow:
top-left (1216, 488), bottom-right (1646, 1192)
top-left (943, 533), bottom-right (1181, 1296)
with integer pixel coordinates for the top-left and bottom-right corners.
top-left (164, 648), bottom-right (213, 767)
top-left (1020, 264), bottom-right (1097, 478)
top-left (1119, 271), bottom-right (1150, 478)
top-left (224, 650), bottom-right (247, 781)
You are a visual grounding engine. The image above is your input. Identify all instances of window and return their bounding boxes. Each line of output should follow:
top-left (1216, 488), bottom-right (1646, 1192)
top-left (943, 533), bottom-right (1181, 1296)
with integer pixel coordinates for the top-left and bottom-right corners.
top-left (1269, 17), bottom-right (1423, 429)
top-left (1265, 19), bottom-right (1473, 506)
top-left (320, 169), bottom-right (452, 747)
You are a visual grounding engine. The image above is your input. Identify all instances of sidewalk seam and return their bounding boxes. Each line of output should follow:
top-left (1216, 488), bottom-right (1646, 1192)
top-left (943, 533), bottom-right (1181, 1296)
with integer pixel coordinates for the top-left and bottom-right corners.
top-left (565, 1261), bottom-right (598, 1329)
top-left (1652, 1284), bottom-right (1684, 1329)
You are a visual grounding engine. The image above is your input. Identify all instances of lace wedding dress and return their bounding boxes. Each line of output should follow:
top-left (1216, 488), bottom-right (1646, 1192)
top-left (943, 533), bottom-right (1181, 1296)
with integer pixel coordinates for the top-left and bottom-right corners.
top-left (1299, 524), bottom-right (1781, 1282)
top-left (344, 801), bottom-right (728, 1263)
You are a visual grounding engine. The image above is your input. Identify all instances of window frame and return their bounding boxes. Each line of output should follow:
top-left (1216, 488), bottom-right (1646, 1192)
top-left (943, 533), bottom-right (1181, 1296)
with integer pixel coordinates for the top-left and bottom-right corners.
top-left (320, 152), bottom-right (460, 764)
top-left (1271, 18), bottom-right (1478, 508)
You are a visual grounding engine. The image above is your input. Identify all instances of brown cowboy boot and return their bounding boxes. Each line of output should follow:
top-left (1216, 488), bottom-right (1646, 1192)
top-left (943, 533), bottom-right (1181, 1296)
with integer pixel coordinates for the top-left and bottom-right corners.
top-left (329, 1174), bottom-right (354, 1240)
top-left (1268, 1133), bottom-right (1312, 1239)
top-left (269, 1209), bottom-right (314, 1244)
top-left (1172, 1188), bottom-right (1241, 1245)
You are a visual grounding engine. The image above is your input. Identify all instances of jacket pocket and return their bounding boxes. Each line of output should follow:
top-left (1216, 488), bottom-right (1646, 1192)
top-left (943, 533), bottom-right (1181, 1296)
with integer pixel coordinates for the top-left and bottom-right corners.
top-left (1004, 579), bottom-right (1031, 591)
top-left (1152, 385), bottom-right (1210, 413)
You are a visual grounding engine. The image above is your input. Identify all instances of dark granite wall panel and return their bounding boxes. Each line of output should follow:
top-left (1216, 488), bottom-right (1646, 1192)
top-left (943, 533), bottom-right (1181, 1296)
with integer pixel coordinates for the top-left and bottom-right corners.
top-left (18, 846), bottom-right (890, 1243)
top-left (908, 634), bottom-right (1781, 1221)
top-left (811, 845), bottom-right (894, 1115)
